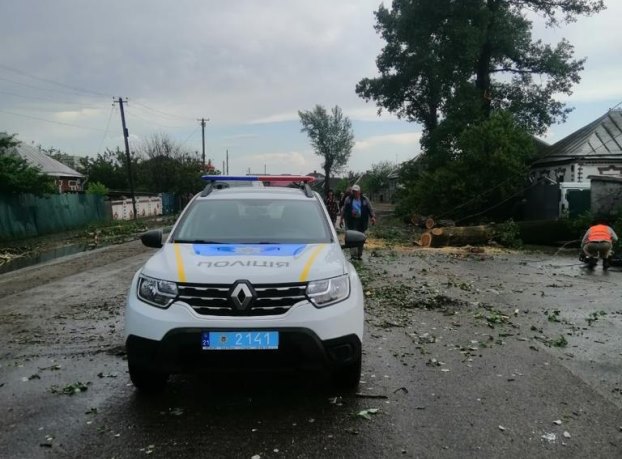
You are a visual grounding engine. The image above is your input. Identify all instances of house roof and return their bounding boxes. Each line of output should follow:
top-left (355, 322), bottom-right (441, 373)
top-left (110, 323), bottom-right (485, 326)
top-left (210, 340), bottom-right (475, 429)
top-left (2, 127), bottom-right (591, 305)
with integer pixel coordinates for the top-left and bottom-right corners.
top-left (10, 140), bottom-right (84, 178)
top-left (532, 110), bottom-right (622, 167)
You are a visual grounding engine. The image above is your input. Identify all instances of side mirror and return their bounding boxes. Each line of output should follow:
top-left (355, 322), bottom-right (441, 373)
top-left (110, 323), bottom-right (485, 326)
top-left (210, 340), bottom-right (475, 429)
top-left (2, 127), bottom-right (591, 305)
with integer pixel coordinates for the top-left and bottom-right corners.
top-left (141, 229), bottom-right (163, 248)
top-left (342, 230), bottom-right (366, 249)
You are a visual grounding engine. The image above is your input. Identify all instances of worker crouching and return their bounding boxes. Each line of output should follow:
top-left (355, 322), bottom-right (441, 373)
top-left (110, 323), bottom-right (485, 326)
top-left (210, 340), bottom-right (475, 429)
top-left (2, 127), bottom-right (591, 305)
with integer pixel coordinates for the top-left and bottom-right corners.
top-left (582, 219), bottom-right (619, 270)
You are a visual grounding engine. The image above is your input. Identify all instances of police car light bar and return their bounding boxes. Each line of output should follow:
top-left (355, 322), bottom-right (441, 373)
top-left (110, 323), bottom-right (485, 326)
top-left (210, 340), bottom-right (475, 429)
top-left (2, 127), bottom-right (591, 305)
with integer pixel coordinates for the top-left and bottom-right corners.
top-left (201, 175), bottom-right (315, 183)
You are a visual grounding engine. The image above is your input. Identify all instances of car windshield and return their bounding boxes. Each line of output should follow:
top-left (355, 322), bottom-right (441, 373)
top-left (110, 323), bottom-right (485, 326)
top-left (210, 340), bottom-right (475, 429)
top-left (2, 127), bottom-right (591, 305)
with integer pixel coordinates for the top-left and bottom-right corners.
top-left (172, 199), bottom-right (332, 244)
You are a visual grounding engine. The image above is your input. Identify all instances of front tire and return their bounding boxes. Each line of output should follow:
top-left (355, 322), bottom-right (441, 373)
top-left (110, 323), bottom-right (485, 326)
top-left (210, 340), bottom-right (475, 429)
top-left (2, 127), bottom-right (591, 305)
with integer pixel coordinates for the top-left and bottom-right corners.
top-left (333, 357), bottom-right (362, 392)
top-left (129, 364), bottom-right (169, 393)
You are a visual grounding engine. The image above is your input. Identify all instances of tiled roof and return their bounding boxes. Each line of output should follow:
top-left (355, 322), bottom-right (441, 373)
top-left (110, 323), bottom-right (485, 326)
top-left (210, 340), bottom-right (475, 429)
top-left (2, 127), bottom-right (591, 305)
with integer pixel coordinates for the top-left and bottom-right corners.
top-left (533, 110), bottom-right (622, 166)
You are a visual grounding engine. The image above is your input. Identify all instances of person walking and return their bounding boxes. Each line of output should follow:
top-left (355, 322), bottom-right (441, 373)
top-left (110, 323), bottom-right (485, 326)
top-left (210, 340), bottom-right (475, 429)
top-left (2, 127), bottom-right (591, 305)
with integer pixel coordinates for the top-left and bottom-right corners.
top-left (324, 189), bottom-right (339, 226)
top-left (582, 218), bottom-right (618, 270)
top-left (339, 184), bottom-right (376, 260)
top-left (339, 187), bottom-right (351, 211)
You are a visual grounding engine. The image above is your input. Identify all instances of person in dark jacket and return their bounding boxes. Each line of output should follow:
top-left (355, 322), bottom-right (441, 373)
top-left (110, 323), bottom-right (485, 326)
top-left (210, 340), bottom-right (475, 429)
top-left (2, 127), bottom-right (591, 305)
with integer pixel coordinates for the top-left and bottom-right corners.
top-left (324, 189), bottom-right (339, 226)
top-left (339, 187), bottom-right (351, 211)
top-left (339, 184), bottom-right (376, 259)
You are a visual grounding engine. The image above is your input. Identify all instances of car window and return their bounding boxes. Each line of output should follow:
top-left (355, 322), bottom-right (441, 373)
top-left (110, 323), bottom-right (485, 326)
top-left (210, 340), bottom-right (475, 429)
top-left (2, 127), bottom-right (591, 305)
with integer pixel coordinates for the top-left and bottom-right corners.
top-left (173, 199), bottom-right (332, 244)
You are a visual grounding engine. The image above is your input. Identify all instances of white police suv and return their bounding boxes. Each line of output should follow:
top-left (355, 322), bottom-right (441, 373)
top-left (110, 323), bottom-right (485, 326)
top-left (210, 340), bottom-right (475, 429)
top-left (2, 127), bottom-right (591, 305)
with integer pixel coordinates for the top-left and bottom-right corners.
top-left (125, 176), bottom-right (366, 392)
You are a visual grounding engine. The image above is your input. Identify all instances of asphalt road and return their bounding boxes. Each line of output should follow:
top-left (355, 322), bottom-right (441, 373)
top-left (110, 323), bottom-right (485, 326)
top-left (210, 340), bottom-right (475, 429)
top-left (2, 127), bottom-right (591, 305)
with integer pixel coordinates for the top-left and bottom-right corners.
top-left (0, 239), bottom-right (621, 458)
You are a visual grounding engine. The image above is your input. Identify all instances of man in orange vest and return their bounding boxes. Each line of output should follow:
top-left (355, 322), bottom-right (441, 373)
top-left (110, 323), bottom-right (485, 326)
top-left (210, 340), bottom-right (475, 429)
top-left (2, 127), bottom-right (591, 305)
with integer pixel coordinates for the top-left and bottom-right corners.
top-left (582, 219), bottom-right (619, 269)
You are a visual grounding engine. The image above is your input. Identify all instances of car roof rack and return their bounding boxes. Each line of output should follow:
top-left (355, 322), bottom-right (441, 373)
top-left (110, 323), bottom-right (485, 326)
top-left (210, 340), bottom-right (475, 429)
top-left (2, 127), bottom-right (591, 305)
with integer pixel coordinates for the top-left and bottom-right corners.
top-left (199, 175), bottom-right (316, 198)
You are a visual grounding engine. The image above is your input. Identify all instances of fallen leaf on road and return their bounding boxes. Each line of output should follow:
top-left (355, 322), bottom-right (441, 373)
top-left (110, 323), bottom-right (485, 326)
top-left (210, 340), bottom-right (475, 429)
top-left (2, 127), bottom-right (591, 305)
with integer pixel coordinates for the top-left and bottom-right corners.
top-left (541, 433), bottom-right (556, 443)
top-left (97, 372), bottom-right (118, 378)
top-left (498, 425), bottom-right (506, 431)
top-left (563, 431), bottom-right (571, 438)
top-left (50, 381), bottom-right (90, 395)
top-left (357, 409), bottom-right (379, 420)
top-left (553, 420), bottom-right (562, 425)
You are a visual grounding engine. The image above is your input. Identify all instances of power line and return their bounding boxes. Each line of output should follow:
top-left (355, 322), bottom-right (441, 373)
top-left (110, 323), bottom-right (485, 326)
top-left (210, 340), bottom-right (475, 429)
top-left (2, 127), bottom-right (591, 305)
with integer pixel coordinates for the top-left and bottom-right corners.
top-left (178, 126), bottom-right (200, 149)
top-left (132, 100), bottom-right (195, 121)
top-left (0, 109), bottom-right (107, 132)
top-left (0, 89), bottom-right (103, 109)
top-left (0, 63), bottom-right (111, 98)
top-left (0, 75), bottom-right (100, 98)
top-left (456, 181), bottom-right (540, 223)
top-left (96, 105), bottom-right (116, 153)
top-left (125, 104), bottom-right (189, 130)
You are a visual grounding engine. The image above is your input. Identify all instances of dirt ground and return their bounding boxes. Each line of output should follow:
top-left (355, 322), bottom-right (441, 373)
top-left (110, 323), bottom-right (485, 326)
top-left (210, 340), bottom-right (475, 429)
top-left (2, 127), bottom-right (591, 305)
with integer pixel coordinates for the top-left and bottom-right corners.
top-left (0, 216), bottom-right (621, 458)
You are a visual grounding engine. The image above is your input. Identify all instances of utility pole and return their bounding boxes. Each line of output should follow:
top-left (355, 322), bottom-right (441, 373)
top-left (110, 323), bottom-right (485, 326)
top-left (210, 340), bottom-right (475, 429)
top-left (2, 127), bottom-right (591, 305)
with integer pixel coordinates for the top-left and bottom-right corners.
top-left (226, 149), bottom-right (229, 175)
top-left (197, 118), bottom-right (209, 173)
top-left (114, 97), bottom-right (137, 220)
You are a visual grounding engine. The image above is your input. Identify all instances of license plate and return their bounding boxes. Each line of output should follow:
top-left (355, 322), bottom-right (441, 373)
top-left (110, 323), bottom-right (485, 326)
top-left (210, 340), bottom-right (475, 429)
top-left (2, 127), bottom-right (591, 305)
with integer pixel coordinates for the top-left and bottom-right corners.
top-left (201, 331), bottom-right (279, 350)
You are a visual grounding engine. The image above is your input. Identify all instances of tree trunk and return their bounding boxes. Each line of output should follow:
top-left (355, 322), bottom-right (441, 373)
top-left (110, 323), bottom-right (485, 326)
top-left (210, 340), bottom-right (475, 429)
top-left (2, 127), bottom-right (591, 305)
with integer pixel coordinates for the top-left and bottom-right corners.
top-left (475, 0), bottom-right (499, 119)
top-left (419, 225), bottom-right (495, 248)
top-left (323, 165), bottom-right (331, 198)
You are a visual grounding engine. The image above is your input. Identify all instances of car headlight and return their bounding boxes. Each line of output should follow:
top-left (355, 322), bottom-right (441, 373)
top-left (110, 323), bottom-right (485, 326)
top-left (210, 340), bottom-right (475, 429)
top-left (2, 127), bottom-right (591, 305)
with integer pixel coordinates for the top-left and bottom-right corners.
top-left (306, 274), bottom-right (350, 307)
top-left (137, 275), bottom-right (178, 308)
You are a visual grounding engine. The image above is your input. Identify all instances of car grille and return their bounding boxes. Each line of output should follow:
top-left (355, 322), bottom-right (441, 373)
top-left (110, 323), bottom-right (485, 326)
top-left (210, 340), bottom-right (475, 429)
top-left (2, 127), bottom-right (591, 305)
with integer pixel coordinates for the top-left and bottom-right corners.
top-left (176, 282), bottom-right (309, 316)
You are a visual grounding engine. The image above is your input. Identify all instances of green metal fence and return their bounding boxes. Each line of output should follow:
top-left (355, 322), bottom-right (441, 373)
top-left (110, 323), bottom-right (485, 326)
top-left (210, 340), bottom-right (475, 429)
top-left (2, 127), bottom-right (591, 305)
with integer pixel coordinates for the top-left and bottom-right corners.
top-left (0, 193), bottom-right (108, 240)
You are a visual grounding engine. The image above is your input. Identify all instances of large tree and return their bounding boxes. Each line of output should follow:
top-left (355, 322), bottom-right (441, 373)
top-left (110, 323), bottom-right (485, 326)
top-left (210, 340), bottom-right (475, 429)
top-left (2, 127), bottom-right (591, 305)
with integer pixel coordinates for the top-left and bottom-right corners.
top-left (0, 133), bottom-right (55, 195)
top-left (356, 0), bottom-right (605, 138)
top-left (396, 111), bottom-right (537, 218)
top-left (357, 0), bottom-right (604, 219)
top-left (298, 105), bottom-right (355, 196)
top-left (360, 161), bottom-right (396, 197)
top-left (78, 147), bottom-right (135, 191)
top-left (137, 133), bottom-right (204, 194)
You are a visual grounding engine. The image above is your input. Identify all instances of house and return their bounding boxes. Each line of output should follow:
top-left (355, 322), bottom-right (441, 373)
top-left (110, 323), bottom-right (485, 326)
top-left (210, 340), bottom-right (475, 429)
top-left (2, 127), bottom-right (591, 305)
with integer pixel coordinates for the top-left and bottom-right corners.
top-left (531, 110), bottom-right (622, 183)
top-left (525, 110), bottom-right (622, 219)
top-left (12, 140), bottom-right (84, 192)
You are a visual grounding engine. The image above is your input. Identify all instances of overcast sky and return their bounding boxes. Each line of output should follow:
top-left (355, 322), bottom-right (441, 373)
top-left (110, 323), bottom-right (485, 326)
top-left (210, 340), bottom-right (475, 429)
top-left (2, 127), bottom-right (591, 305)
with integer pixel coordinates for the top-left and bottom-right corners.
top-left (1, 0), bottom-right (621, 175)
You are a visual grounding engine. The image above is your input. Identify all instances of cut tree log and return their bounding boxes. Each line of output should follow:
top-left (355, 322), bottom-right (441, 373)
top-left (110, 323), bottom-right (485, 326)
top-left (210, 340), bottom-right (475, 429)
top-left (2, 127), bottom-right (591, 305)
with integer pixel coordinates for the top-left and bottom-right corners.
top-left (410, 214), bottom-right (455, 229)
top-left (419, 225), bottom-right (494, 248)
top-left (410, 214), bottom-right (427, 228)
top-left (419, 232), bottom-right (433, 247)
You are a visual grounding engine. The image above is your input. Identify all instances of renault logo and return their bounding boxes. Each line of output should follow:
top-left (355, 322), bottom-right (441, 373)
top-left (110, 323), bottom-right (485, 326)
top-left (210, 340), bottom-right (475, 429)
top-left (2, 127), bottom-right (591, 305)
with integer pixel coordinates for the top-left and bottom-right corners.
top-left (230, 281), bottom-right (255, 311)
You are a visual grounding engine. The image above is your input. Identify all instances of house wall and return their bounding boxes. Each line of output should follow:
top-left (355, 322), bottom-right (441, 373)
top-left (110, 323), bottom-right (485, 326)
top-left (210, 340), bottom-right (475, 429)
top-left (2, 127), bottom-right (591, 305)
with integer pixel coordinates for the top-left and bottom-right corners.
top-left (591, 179), bottom-right (622, 217)
top-left (531, 161), bottom-right (622, 183)
top-left (110, 196), bottom-right (162, 221)
top-left (55, 177), bottom-right (84, 193)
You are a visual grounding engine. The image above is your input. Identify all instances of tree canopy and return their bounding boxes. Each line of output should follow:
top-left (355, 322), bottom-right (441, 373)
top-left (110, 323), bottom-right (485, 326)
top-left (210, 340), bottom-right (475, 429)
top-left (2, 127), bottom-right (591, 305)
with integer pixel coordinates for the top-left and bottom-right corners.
top-left (299, 105), bottom-right (355, 196)
top-left (0, 134), bottom-right (55, 195)
top-left (359, 161), bottom-right (396, 197)
top-left (137, 133), bottom-right (205, 194)
top-left (77, 134), bottom-right (205, 194)
top-left (357, 0), bottom-right (604, 219)
top-left (357, 0), bottom-right (605, 138)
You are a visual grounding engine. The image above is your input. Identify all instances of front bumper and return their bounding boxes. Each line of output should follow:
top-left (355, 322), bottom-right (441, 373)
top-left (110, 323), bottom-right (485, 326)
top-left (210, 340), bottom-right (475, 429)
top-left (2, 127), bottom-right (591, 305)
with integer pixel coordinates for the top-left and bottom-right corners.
top-left (125, 270), bottom-right (365, 343)
top-left (126, 330), bottom-right (361, 373)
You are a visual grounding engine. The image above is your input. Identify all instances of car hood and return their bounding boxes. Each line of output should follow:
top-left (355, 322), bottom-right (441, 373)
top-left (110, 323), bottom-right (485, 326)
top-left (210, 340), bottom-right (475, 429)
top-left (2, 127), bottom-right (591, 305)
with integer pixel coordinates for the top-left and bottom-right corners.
top-left (141, 242), bottom-right (346, 284)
